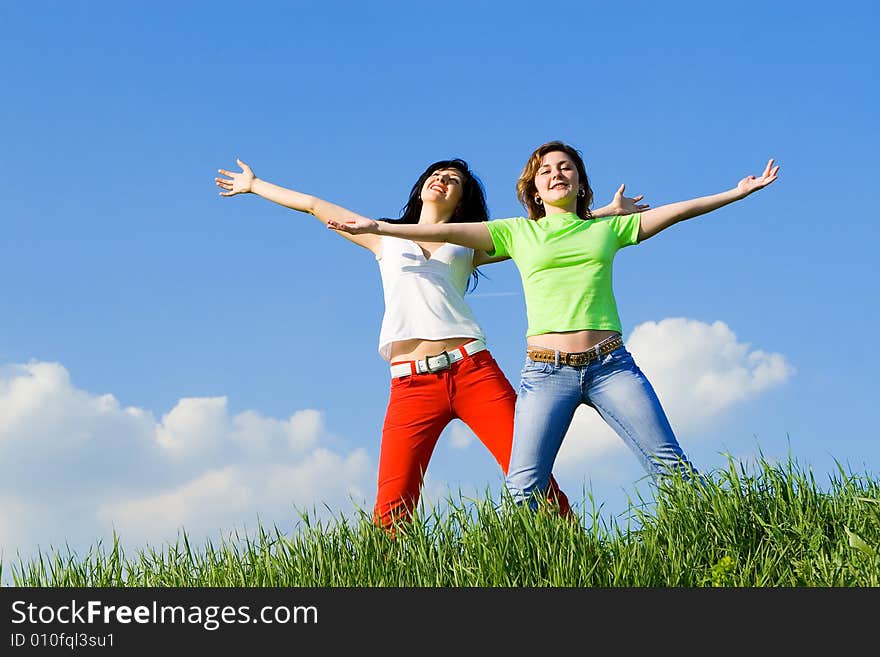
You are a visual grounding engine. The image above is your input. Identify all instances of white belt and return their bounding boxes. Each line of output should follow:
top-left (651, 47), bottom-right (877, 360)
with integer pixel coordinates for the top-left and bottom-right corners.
top-left (389, 339), bottom-right (487, 378)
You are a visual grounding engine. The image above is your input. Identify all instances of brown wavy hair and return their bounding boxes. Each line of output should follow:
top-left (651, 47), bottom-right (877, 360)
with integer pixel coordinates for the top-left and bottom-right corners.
top-left (516, 140), bottom-right (593, 220)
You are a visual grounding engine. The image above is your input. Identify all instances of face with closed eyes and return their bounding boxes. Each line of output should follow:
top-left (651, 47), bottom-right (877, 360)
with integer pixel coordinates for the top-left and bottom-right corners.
top-left (420, 167), bottom-right (465, 214)
top-left (534, 151), bottom-right (583, 213)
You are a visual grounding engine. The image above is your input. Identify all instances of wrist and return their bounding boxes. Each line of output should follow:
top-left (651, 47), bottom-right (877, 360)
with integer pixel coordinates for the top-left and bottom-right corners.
top-left (732, 187), bottom-right (750, 202)
top-left (592, 203), bottom-right (610, 218)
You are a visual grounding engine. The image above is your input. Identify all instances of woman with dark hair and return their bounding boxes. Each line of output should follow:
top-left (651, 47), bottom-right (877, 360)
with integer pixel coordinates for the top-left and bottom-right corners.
top-left (327, 141), bottom-right (780, 511)
top-left (214, 156), bottom-right (645, 530)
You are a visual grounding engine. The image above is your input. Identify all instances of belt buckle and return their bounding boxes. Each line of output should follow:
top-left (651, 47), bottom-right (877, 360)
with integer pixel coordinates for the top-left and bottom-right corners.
top-left (424, 350), bottom-right (451, 373)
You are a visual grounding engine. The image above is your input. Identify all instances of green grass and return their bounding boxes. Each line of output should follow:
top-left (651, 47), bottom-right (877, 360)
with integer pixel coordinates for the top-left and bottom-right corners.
top-left (4, 456), bottom-right (879, 587)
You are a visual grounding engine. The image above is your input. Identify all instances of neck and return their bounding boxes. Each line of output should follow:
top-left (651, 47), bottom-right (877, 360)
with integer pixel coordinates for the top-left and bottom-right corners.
top-left (541, 202), bottom-right (577, 217)
top-left (418, 203), bottom-right (453, 224)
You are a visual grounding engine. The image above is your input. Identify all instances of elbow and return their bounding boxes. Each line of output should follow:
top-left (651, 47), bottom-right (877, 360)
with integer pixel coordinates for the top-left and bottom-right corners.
top-left (304, 195), bottom-right (320, 216)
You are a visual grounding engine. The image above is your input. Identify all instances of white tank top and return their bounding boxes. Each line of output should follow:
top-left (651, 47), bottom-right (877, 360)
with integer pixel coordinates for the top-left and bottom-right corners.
top-left (376, 235), bottom-right (486, 360)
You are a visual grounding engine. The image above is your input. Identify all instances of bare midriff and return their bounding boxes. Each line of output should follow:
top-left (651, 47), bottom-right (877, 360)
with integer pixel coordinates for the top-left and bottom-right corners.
top-left (390, 337), bottom-right (477, 363)
top-left (526, 329), bottom-right (621, 354)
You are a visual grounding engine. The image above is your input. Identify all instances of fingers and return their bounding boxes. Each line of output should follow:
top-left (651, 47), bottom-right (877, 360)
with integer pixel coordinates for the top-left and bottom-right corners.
top-left (616, 183), bottom-right (625, 196)
top-left (745, 158), bottom-right (782, 191)
top-left (215, 162), bottom-right (253, 196)
top-left (329, 219), bottom-right (361, 234)
top-left (633, 194), bottom-right (644, 202)
top-left (762, 164), bottom-right (780, 187)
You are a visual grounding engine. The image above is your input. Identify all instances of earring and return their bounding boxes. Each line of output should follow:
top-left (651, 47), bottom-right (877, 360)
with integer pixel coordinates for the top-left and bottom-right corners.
top-left (534, 196), bottom-right (543, 205)
top-left (577, 188), bottom-right (586, 198)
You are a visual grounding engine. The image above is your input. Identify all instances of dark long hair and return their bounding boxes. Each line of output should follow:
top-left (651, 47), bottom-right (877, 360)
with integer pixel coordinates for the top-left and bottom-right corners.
top-left (516, 140), bottom-right (594, 221)
top-left (380, 158), bottom-right (489, 292)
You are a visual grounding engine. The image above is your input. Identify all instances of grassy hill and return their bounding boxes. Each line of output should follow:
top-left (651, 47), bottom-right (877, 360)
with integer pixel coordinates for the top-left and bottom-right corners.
top-left (4, 457), bottom-right (878, 587)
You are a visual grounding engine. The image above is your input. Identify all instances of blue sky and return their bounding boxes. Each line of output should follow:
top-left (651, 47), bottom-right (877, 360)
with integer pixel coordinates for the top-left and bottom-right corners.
top-left (1, 1), bottom-right (878, 572)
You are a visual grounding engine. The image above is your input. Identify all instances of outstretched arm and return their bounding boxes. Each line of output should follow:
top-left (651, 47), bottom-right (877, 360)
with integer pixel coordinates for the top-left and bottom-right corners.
top-left (637, 159), bottom-right (780, 242)
top-left (215, 158), bottom-right (380, 252)
top-left (326, 216), bottom-right (494, 252)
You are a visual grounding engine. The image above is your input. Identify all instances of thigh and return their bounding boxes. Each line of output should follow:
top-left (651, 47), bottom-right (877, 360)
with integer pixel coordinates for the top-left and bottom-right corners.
top-left (377, 375), bottom-right (452, 492)
top-left (451, 350), bottom-right (517, 471)
top-left (507, 360), bottom-right (581, 491)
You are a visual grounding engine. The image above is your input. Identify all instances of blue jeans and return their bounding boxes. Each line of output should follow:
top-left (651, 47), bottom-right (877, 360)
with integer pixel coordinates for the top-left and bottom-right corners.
top-left (505, 345), bottom-right (700, 508)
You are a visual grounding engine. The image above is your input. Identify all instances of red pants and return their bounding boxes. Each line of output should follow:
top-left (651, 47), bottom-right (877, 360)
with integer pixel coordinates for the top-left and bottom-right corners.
top-left (374, 349), bottom-right (572, 529)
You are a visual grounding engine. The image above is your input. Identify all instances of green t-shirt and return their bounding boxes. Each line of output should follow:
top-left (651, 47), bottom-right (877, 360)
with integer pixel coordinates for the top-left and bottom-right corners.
top-left (486, 212), bottom-right (641, 337)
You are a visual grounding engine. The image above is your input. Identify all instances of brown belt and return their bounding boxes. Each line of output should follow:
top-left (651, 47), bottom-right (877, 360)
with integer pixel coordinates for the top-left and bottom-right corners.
top-left (526, 335), bottom-right (624, 366)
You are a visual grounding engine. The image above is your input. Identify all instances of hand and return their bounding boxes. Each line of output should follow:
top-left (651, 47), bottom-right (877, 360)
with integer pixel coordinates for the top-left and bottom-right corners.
top-left (326, 216), bottom-right (380, 234)
top-left (736, 158), bottom-right (780, 197)
top-left (610, 183), bottom-right (650, 214)
top-left (215, 158), bottom-right (256, 196)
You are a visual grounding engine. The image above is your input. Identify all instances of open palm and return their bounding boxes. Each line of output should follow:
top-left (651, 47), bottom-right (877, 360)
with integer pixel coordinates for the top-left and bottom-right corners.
top-left (609, 183), bottom-right (650, 214)
top-left (216, 158), bottom-right (256, 196)
top-left (737, 158), bottom-right (780, 196)
top-left (326, 216), bottom-right (379, 234)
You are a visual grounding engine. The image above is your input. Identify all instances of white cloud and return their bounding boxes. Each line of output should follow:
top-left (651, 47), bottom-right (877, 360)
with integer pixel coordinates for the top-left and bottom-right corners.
top-left (555, 318), bottom-right (794, 473)
top-left (0, 496), bottom-right (30, 559)
top-left (157, 396), bottom-right (230, 458)
top-left (97, 467), bottom-right (254, 545)
top-left (445, 420), bottom-right (475, 449)
top-left (266, 448), bottom-right (372, 511)
top-left (96, 449), bottom-right (375, 550)
top-left (628, 318), bottom-right (794, 428)
top-left (0, 361), bottom-right (154, 461)
top-left (0, 361), bottom-right (376, 568)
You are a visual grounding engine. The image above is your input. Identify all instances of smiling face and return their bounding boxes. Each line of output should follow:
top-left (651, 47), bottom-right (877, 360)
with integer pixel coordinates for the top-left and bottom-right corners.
top-left (419, 167), bottom-right (465, 213)
top-left (397, 158), bottom-right (489, 226)
top-left (534, 151), bottom-right (582, 213)
top-left (516, 141), bottom-right (593, 220)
